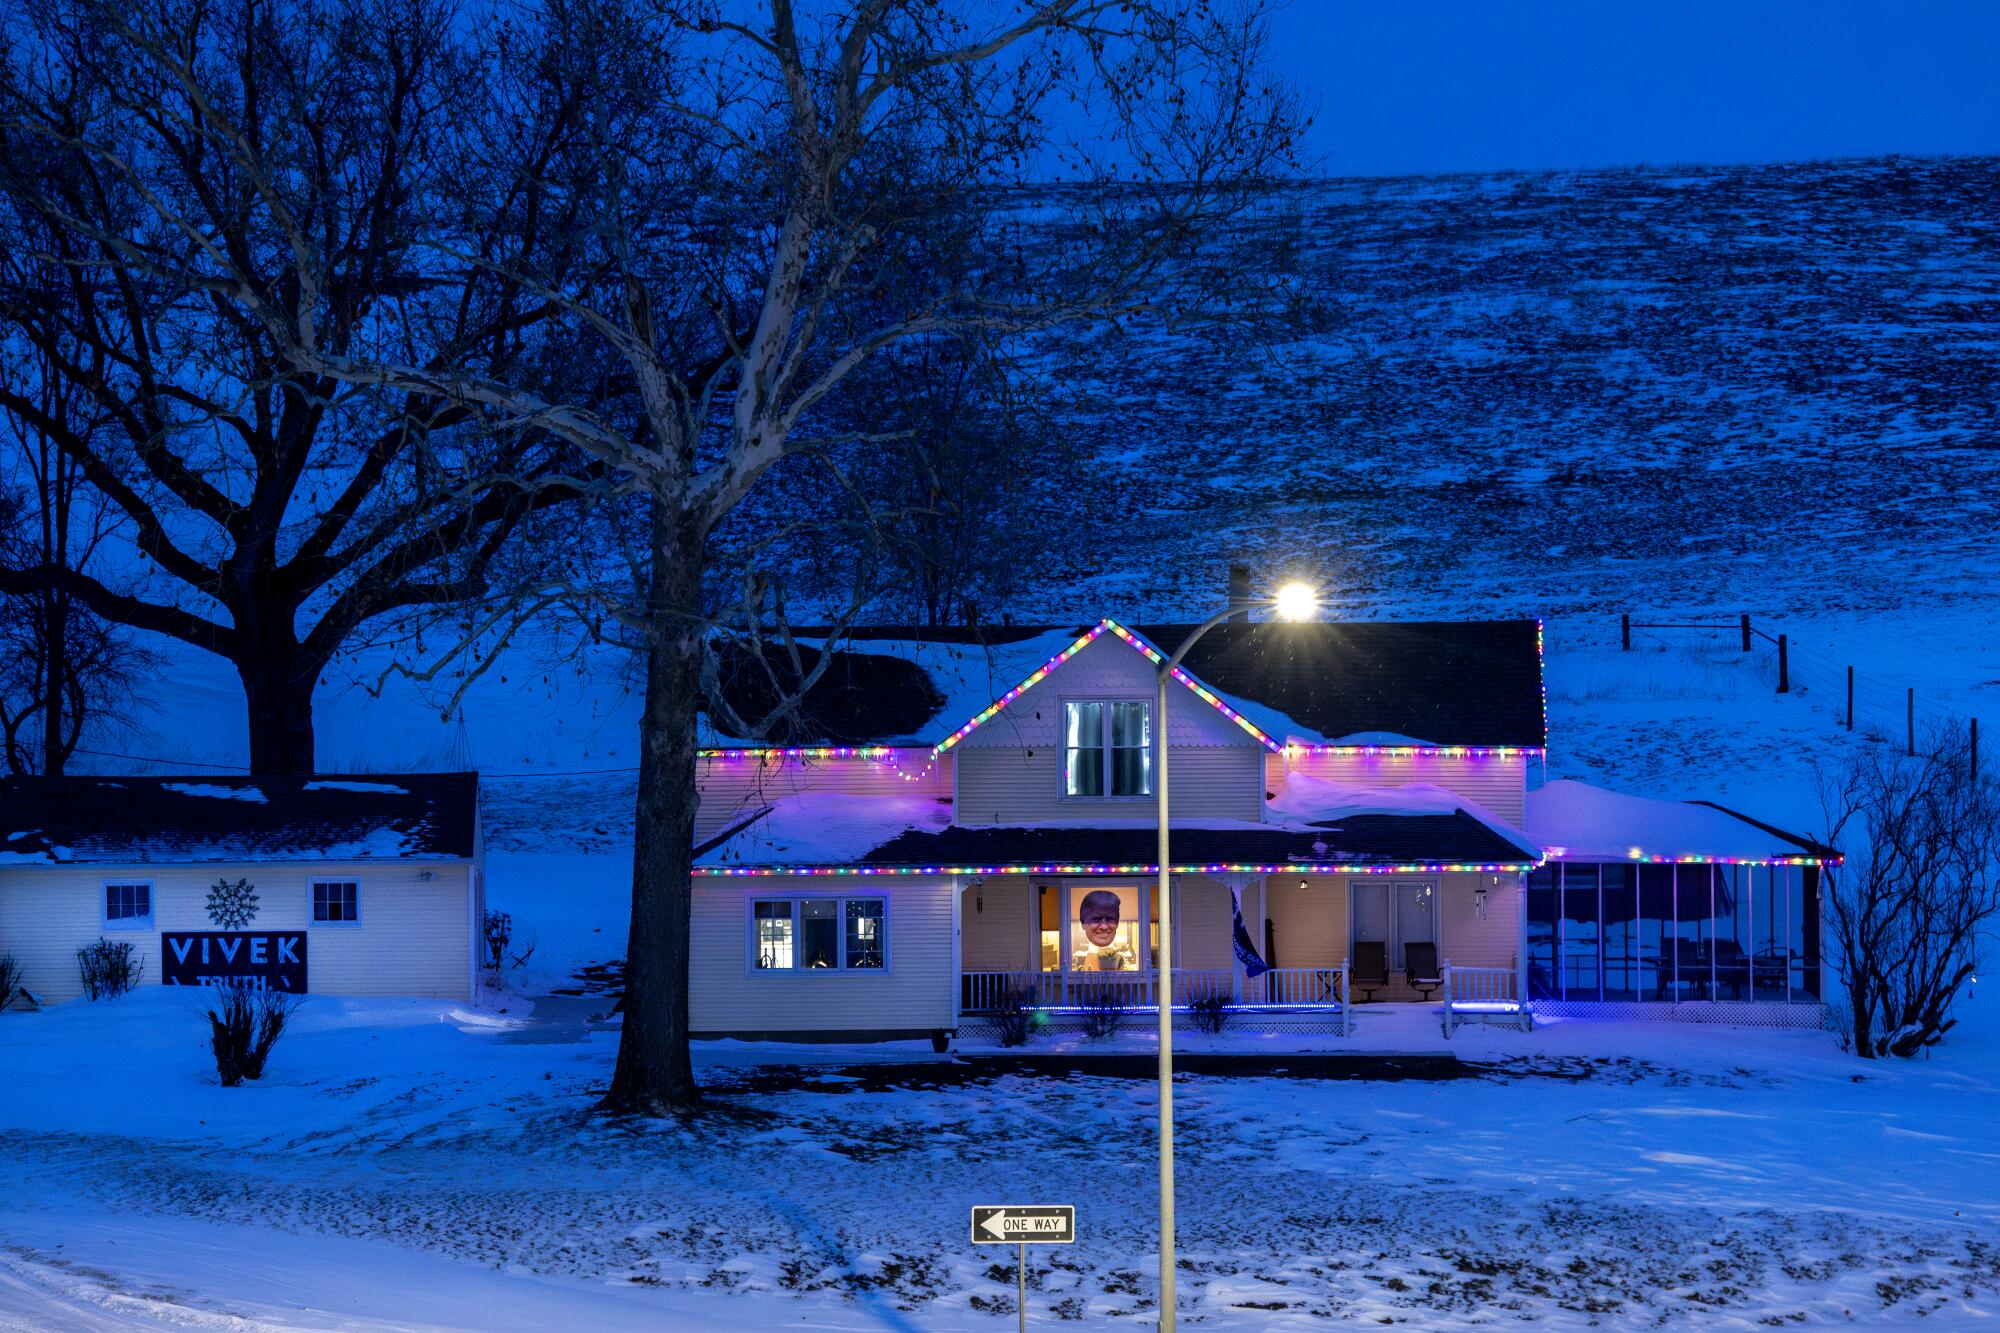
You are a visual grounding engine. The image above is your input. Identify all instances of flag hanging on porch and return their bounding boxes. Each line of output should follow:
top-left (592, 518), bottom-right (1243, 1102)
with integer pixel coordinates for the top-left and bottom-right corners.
top-left (1227, 880), bottom-right (1270, 978)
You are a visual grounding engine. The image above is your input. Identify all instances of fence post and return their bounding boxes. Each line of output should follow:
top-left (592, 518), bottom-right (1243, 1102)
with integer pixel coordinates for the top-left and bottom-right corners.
top-left (1776, 635), bottom-right (1789, 693)
top-left (1846, 666), bottom-right (1854, 731)
top-left (1908, 688), bottom-right (1915, 757)
top-left (1621, 613), bottom-right (1630, 651)
top-left (1740, 613), bottom-right (1751, 652)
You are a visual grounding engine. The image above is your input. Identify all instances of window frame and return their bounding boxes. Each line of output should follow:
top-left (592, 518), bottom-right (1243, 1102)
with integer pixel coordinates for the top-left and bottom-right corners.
top-left (744, 894), bottom-right (891, 976)
top-left (1060, 697), bottom-right (1154, 801)
top-left (101, 879), bottom-right (155, 931)
top-left (309, 877), bottom-right (364, 928)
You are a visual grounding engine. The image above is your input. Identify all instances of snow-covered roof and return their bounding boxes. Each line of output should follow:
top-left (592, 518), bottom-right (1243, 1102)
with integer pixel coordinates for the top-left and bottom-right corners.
top-left (0, 773), bottom-right (478, 866)
top-left (697, 775), bottom-right (1539, 873)
top-left (1524, 780), bottom-right (1836, 865)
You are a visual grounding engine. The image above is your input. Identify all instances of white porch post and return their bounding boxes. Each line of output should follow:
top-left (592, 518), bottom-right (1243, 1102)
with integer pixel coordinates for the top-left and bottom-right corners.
top-left (1227, 873), bottom-right (1247, 1004)
top-left (1515, 871), bottom-right (1528, 1009)
top-left (951, 875), bottom-right (964, 1028)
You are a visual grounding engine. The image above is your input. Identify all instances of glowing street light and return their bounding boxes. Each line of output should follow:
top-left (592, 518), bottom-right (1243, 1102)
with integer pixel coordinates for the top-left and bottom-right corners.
top-left (1152, 577), bottom-right (1318, 1331)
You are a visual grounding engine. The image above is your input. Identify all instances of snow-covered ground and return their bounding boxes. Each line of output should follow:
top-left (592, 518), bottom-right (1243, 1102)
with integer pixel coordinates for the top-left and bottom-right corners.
top-left (4, 987), bottom-right (1999, 1328)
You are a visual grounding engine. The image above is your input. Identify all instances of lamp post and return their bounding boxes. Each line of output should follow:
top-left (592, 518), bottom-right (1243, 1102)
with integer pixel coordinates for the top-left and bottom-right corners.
top-left (1153, 579), bottom-right (1316, 1331)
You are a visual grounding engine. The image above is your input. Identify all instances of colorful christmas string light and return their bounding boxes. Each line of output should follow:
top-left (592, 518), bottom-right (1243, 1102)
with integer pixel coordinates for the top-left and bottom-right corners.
top-left (695, 858), bottom-right (1543, 878)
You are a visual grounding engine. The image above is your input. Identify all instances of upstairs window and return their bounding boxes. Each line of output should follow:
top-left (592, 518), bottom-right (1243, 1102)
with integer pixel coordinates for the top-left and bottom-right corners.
top-left (1064, 700), bottom-right (1152, 797)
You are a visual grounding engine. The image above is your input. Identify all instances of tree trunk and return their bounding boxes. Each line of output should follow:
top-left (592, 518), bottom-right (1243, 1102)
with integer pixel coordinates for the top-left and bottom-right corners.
top-left (602, 500), bottom-right (705, 1115)
top-left (40, 589), bottom-right (66, 776)
top-left (235, 625), bottom-right (319, 774)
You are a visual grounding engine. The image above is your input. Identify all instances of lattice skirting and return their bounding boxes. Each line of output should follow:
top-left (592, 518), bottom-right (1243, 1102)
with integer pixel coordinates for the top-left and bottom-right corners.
top-left (956, 1007), bottom-right (1350, 1040)
top-left (1529, 999), bottom-right (1831, 1029)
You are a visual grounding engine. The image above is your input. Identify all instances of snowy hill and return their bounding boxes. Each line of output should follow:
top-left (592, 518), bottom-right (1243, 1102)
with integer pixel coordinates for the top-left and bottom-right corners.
top-left (1016, 155), bottom-right (2000, 623)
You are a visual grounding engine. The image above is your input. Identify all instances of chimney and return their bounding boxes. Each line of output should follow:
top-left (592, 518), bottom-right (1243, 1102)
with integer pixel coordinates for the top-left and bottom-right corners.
top-left (1226, 564), bottom-right (1253, 623)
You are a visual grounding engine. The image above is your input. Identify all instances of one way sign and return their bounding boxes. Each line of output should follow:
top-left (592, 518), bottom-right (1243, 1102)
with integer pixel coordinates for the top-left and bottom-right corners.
top-left (971, 1205), bottom-right (1076, 1245)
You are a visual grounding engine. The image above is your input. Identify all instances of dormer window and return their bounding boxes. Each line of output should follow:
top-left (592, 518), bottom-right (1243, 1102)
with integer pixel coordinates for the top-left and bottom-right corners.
top-left (1064, 700), bottom-right (1153, 797)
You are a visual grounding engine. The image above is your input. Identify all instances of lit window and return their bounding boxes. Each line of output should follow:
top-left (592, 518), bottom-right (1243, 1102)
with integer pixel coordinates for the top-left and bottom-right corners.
top-left (845, 898), bottom-right (886, 969)
top-left (750, 897), bottom-right (888, 972)
top-left (312, 880), bottom-right (360, 924)
top-left (753, 900), bottom-right (794, 969)
top-left (104, 882), bottom-right (152, 928)
top-left (1064, 700), bottom-right (1152, 797)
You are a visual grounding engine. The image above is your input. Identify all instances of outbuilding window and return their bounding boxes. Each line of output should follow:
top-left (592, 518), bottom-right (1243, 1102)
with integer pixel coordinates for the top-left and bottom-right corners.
top-left (1064, 700), bottom-right (1152, 797)
top-left (750, 896), bottom-right (887, 972)
top-left (102, 881), bottom-right (153, 929)
top-left (311, 879), bottom-right (360, 925)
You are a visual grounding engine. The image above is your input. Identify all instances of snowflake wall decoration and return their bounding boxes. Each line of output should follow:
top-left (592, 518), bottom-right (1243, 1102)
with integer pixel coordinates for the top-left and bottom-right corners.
top-left (206, 877), bottom-right (260, 929)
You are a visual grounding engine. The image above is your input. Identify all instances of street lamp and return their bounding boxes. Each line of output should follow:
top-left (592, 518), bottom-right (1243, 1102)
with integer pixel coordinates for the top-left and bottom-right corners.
top-left (1152, 579), bottom-right (1317, 1331)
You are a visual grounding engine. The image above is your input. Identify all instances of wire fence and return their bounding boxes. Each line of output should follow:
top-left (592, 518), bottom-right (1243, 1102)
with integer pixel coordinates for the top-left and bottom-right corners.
top-left (1621, 614), bottom-right (1984, 777)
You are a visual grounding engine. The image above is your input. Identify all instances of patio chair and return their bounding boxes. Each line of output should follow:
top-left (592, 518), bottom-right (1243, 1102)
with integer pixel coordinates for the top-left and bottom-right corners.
top-left (1403, 942), bottom-right (1444, 1001)
top-left (1351, 941), bottom-right (1389, 1002)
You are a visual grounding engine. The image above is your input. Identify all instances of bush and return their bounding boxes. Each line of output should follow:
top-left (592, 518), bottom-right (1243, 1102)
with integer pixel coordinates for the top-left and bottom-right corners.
top-left (0, 954), bottom-right (19, 1011)
top-left (77, 939), bottom-right (141, 1000)
top-left (1821, 731), bottom-right (2000, 1057)
top-left (1187, 993), bottom-right (1230, 1035)
top-left (205, 982), bottom-right (304, 1086)
top-left (1079, 986), bottom-right (1125, 1040)
top-left (993, 983), bottom-right (1034, 1048)
top-left (482, 910), bottom-right (512, 971)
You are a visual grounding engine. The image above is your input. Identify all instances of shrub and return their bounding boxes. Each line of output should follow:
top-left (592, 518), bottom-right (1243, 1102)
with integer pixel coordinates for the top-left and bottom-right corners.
top-left (1079, 986), bottom-right (1125, 1040)
top-left (77, 939), bottom-right (142, 1000)
top-left (1188, 993), bottom-right (1230, 1035)
top-left (482, 910), bottom-right (512, 971)
top-left (0, 954), bottom-right (19, 1011)
top-left (993, 983), bottom-right (1034, 1048)
top-left (1821, 731), bottom-right (2000, 1057)
top-left (205, 982), bottom-right (304, 1086)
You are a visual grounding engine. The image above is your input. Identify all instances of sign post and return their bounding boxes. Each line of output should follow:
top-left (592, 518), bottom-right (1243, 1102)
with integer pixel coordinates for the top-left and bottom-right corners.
top-left (971, 1205), bottom-right (1075, 1331)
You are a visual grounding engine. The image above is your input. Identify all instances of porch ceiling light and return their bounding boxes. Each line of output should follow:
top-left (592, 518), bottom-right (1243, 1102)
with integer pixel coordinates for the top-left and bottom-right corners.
top-left (1274, 581), bottom-right (1318, 622)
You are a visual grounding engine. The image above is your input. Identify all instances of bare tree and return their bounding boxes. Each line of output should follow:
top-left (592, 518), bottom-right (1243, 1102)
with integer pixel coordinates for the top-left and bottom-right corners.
top-left (0, 0), bottom-right (598, 771)
top-left (0, 340), bottom-right (156, 773)
top-left (68, 0), bottom-right (1305, 1112)
top-left (1819, 728), bottom-right (2000, 1058)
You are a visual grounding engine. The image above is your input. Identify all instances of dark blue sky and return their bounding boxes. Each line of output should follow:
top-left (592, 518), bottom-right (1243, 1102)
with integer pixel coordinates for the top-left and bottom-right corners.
top-left (1269, 0), bottom-right (2000, 176)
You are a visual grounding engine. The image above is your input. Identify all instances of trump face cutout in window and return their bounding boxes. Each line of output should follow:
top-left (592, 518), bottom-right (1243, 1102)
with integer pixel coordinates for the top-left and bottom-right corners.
top-left (1073, 887), bottom-right (1141, 971)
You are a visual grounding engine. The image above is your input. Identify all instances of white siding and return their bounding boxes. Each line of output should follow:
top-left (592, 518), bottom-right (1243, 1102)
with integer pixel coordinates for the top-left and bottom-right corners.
top-left (960, 875), bottom-right (1038, 971)
top-left (956, 745), bottom-right (1262, 825)
top-left (956, 632), bottom-right (1252, 750)
top-left (0, 861), bottom-right (476, 1003)
top-left (696, 752), bottom-right (952, 844)
top-left (1264, 874), bottom-right (1349, 970)
top-left (1274, 751), bottom-right (1528, 826)
top-left (689, 874), bottom-right (954, 1036)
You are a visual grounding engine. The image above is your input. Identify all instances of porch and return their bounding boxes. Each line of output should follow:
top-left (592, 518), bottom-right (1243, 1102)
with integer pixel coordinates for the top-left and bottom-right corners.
top-left (954, 870), bottom-right (1530, 1036)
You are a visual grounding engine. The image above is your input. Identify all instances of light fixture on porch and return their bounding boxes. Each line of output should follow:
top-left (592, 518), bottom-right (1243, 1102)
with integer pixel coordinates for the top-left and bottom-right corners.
top-left (1151, 570), bottom-right (1320, 1332)
top-left (1298, 877), bottom-right (1308, 893)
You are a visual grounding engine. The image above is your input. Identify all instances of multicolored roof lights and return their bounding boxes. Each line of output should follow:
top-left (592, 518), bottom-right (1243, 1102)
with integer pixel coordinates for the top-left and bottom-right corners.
top-left (1283, 744), bottom-right (1545, 758)
top-left (695, 859), bottom-right (1542, 878)
top-left (697, 746), bottom-right (916, 760)
top-left (1537, 845), bottom-right (1838, 868)
top-left (930, 618), bottom-right (1287, 758)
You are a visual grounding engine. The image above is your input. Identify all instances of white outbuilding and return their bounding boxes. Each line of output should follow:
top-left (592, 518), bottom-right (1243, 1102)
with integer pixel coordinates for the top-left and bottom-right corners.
top-left (0, 772), bottom-right (484, 1004)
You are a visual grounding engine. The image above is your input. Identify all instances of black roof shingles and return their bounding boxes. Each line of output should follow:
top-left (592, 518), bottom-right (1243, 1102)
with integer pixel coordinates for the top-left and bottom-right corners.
top-left (0, 773), bottom-right (479, 866)
top-left (845, 812), bottom-right (1534, 870)
top-left (711, 618), bottom-right (1545, 748)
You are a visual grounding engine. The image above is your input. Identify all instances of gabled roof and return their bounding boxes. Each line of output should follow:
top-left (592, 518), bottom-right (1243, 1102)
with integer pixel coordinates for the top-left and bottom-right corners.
top-left (706, 617), bottom-right (1546, 751)
top-left (0, 773), bottom-right (480, 866)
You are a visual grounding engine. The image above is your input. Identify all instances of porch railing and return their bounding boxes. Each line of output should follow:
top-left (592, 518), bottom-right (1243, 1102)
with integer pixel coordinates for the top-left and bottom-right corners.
top-left (961, 966), bottom-right (1349, 1026)
top-left (1441, 962), bottom-right (1532, 1036)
